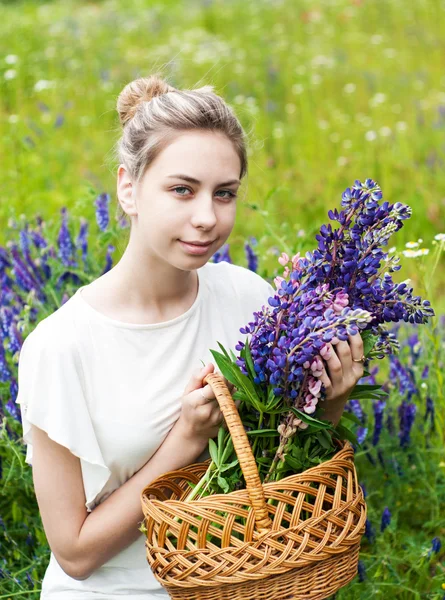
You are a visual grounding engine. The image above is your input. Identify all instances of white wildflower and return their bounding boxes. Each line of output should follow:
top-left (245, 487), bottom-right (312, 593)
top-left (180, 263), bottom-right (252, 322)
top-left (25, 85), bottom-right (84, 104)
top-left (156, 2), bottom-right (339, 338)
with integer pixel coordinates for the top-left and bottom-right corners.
top-left (5, 54), bottom-right (19, 64)
top-left (4, 69), bottom-right (17, 80)
top-left (344, 83), bottom-right (356, 94)
top-left (34, 80), bottom-right (56, 92)
top-left (365, 130), bottom-right (377, 141)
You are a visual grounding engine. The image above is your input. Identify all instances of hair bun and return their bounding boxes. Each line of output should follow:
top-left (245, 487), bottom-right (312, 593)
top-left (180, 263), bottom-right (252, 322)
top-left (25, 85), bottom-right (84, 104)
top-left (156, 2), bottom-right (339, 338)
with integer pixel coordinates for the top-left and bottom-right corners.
top-left (116, 74), bottom-right (176, 127)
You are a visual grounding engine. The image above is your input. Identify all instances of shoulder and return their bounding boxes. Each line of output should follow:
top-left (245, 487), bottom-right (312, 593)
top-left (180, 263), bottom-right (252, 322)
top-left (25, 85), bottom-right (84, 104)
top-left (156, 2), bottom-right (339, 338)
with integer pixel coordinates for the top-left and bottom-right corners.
top-left (19, 306), bottom-right (80, 365)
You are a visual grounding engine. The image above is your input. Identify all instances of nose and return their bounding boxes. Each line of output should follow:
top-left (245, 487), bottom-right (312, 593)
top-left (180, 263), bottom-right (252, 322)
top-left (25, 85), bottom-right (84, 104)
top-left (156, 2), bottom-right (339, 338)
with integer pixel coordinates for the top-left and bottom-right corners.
top-left (190, 195), bottom-right (218, 230)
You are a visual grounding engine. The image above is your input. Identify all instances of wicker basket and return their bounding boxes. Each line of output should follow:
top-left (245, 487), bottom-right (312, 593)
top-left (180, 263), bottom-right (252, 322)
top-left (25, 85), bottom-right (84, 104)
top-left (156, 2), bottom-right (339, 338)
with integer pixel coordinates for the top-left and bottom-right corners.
top-left (141, 372), bottom-right (367, 600)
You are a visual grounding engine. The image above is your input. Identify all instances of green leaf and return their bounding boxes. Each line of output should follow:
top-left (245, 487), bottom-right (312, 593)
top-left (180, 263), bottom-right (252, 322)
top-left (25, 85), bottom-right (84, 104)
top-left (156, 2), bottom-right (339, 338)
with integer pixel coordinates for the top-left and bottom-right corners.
top-left (333, 422), bottom-right (359, 445)
top-left (243, 340), bottom-right (257, 382)
top-left (284, 453), bottom-right (303, 472)
top-left (341, 411), bottom-right (362, 426)
top-left (220, 459), bottom-right (239, 472)
top-left (361, 330), bottom-right (379, 356)
top-left (217, 475), bottom-right (230, 493)
top-left (289, 407), bottom-right (336, 432)
top-left (246, 428), bottom-right (278, 437)
top-left (209, 349), bottom-right (265, 411)
top-left (316, 429), bottom-right (335, 450)
top-left (208, 438), bottom-right (219, 466)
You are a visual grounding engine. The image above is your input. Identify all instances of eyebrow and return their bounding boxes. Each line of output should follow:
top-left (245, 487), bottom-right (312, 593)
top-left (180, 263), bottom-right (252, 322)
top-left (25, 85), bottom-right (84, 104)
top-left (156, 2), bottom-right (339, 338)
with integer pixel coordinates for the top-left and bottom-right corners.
top-left (166, 174), bottom-right (241, 186)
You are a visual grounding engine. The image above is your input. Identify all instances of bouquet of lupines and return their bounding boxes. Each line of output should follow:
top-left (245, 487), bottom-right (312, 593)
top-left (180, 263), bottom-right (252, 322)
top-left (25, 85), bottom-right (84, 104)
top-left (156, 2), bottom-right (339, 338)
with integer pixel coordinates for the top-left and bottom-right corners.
top-left (185, 178), bottom-right (435, 501)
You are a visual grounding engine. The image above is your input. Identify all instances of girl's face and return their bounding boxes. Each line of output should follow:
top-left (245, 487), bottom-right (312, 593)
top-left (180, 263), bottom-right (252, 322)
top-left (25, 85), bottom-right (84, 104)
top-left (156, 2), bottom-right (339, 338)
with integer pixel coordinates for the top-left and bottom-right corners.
top-left (118, 130), bottom-right (242, 269)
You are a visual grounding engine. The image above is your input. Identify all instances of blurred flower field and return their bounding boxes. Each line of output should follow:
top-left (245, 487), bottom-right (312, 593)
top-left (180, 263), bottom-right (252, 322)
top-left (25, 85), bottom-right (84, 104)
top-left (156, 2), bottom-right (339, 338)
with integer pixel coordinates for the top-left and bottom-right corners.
top-left (0, 0), bottom-right (444, 597)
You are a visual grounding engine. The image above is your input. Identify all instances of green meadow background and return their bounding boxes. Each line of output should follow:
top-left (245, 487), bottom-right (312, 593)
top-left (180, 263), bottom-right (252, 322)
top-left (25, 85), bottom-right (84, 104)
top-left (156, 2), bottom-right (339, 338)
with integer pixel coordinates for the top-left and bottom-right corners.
top-left (1, 0), bottom-right (445, 311)
top-left (1, 0), bottom-right (444, 598)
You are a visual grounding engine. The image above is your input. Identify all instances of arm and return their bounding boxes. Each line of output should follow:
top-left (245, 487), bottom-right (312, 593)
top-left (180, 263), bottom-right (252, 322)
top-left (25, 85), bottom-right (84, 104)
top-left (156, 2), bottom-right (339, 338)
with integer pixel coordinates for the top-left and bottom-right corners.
top-left (31, 418), bottom-right (207, 581)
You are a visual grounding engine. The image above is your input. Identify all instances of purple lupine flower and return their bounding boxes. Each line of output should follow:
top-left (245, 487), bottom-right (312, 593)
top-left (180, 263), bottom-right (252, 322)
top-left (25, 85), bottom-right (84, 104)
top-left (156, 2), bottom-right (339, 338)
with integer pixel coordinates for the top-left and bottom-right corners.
top-left (386, 411), bottom-right (395, 436)
top-left (57, 207), bottom-right (76, 267)
top-left (364, 518), bottom-right (376, 543)
top-left (0, 337), bottom-right (12, 383)
top-left (76, 218), bottom-right (89, 267)
top-left (54, 114), bottom-right (64, 128)
top-left (381, 507), bottom-right (391, 532)
top-left (372, 399), bottom-right (386, 446)
top-left (345, 398), bottom-right (365, 423)
top-left (245, 237), bottom-right (259, 272)
top-left (421, 365), bottom-right (429, 379)
top-left (95, 193), bottom-right (111, 232)
top-left (101, 245), bottom-right (115, 275)
top-left (377, 448), bottom-right (385, 468)
top-left (427, 537), bottom-right (441, 557)
top-left (398, 401), bottom-right (417, 447)
top-left (406, 332), bottom-right (421, 364)
top-left (424, 396), bottom-right (435, 428)
top-left (357, 427), bottom-right (368, 444)
top-left (233, 178), bottom-right (434, 417)
top-left (212, 244), bottom-right (232, 264)
top-left (357, 560), bottom-right (366, 582)
top-left (388, 355), bottom-right (418, 401)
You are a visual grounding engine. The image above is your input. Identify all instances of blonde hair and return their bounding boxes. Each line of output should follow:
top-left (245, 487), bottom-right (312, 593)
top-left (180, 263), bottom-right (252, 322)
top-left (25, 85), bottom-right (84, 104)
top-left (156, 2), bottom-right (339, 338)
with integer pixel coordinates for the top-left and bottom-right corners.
top-left (113, 73), bottom-right (249, 224)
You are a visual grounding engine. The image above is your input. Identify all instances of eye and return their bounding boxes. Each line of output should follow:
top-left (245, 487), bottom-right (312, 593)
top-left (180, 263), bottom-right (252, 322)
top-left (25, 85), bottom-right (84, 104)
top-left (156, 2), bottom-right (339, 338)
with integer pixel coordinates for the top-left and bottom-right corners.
top-left (171, 187), bottom-right (237, 201)
top-left (216, 190), bottom-right (238, 200)
top-left (172, 186), bottom-right (191, 196)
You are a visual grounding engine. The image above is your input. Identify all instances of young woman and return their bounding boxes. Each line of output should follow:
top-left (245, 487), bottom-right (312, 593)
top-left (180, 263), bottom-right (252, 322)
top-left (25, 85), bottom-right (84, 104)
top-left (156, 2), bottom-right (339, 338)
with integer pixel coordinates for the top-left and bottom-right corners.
top-left (15, 74), bottom-right (365, 599)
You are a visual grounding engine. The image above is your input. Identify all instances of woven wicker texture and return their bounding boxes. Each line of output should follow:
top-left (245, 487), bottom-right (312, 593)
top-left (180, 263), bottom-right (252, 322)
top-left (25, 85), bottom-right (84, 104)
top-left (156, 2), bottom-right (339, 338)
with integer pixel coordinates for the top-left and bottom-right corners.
top-left (141, 373), bottom-right (367, 599)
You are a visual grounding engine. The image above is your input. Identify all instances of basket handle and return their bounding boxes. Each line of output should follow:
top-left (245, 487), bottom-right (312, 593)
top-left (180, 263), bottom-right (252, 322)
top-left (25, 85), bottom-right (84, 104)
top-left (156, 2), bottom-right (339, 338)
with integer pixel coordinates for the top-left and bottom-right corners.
top-left (203, 372), bottom-right (273, 534)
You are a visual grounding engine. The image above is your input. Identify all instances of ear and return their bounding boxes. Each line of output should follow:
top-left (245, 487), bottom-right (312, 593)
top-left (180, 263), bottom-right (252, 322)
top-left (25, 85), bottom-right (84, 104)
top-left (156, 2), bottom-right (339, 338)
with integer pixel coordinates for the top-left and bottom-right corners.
top-left (117, 164), bottom-right (138, 217)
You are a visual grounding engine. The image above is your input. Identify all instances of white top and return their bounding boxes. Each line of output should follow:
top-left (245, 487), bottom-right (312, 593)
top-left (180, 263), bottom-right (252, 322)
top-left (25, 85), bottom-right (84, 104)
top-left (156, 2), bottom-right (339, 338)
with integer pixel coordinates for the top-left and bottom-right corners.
top-left (15, 260), bottom-right (275, 599)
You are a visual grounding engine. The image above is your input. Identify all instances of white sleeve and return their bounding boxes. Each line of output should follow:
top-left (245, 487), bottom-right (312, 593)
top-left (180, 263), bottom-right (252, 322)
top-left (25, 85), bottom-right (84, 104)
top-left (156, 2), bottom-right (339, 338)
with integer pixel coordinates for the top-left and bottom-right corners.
top-left (15, 327), bottom-right (111, 513)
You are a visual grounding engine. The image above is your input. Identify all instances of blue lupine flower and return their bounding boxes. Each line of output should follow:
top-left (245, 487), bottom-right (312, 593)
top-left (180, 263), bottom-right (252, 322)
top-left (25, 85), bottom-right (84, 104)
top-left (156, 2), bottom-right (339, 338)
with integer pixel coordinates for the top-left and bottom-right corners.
top-left (388, 355), bottom-right (418, 401)
top-left (76, 217), bottom-right (89, 268)
top-left (364, 518), bottom-right (376, 543)
top-left (372, 399), bottom-right (386, 446)
top-left (424, 396), bottom-right (434, 427)
top-left (57, 207), bottom-right (76, 267)
top-left (95, 192), bottom-right (111, 232)
top-left (357, 560), bottom-right (366, 582)
top-left (102, 245), bottom-right (115, 275)
top-left (357, 427), bottom-right (368, 444)
top-left (381, 507), bottom-right (391, 532)
top-left (245, 237), bottom-right (259, 272)
top-left (421, 365), bottom-right (429, 379)
top-left (212, 244), bottom-right (232, 264)
top-left (427, 537), bottom-right (441, 557)
top-left (54, 114), bottom-right (64, 128)
top-left (233, 179), bottom-right (434, 427)
top-left (398, 401), bottom-right (417, 447)
top-left (386, 411), bottom-right (395, 436)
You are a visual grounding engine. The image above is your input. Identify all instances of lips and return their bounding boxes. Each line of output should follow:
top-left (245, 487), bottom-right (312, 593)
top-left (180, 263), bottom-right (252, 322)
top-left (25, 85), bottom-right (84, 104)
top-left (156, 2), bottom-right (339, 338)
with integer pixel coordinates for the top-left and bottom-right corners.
top-left (180, 240), bottom-right (214, 246)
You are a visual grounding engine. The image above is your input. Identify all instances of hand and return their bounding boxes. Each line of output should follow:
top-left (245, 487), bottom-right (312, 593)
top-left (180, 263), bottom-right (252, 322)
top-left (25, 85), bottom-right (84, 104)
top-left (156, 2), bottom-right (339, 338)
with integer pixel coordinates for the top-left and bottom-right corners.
top-left (176, 363), bottom-right (238, 446)
top-left (317, 332), bottom-right (365, 425)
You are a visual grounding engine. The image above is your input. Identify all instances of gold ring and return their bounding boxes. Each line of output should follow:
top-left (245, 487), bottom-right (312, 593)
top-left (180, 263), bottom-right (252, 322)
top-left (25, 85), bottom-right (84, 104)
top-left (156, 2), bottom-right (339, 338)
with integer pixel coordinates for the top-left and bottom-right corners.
top-left (352, 355), bottom-right (366, 363)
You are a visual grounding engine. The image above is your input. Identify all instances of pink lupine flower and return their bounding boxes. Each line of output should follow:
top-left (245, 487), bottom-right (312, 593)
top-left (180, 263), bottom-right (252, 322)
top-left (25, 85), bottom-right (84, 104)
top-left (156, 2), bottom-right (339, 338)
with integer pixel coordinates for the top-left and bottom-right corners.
top-left (308, 378), bottom-right (322, 397)
top-left (320, 344), bottom-right (332, 359)
top-left (278, 252), bottom-right (289, 266)
top-left (291, 252), bottom-right (302, 270)
top-left (274, 275), bottom-right (285, 289)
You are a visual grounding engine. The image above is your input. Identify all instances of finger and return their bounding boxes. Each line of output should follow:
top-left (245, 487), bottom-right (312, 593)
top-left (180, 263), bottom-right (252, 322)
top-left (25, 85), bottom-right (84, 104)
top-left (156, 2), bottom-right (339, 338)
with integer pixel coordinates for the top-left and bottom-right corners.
top-left (316, 365), bottom-right (332, 399)
top-left (323, 342), bottom-right (343, 384)
top-left (195, 383), bottom-right (218, 406)
top-left (183, 363), bottom-right (215, 395)
top-left (348, 332), bottom-right (364, 361)
top-left (334, 339), bottom-right (353, 371)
